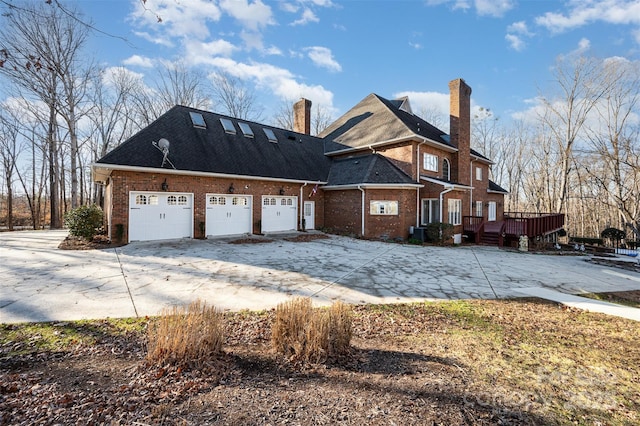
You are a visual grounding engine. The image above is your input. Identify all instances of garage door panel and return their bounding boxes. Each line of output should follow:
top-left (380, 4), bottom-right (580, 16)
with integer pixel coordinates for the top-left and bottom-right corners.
top-left (261, 196), bottom-right (297, 233)
top-left (205, 194), bottom-right (252, 237)
top-left (129, 192), bottom-right (193, 242)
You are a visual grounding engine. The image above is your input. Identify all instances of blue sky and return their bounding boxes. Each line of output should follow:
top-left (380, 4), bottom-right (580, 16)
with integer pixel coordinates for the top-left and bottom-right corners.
top-left (82, 0), bottom-right (640, 126)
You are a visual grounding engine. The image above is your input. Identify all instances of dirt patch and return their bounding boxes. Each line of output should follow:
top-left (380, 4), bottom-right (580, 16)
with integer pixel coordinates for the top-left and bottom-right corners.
top-left (58, 235), bottom-right (126, 250)
top-left (587, 256), bottom-right (640, 273)
top-left (2, 299), bottom-right (639, 425)
top-left (284, 233), bottom-right (330, 243)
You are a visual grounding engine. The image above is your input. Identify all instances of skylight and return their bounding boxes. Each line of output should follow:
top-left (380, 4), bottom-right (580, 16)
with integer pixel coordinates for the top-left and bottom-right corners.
top-left (190, 112), bottom-right (206, 128)
top-left (220, 118), bottom-right (236, 134)
top-left (263, 128), bottom-right (277, 143)
top-left (238, 122), bottom-right (254, 138)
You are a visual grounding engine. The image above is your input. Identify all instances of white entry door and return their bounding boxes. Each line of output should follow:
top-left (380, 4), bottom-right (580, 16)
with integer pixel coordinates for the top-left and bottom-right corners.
top-left (128, 192), bottom-right (193, 242)
top-left (261, 196), bottom-right (297, 233)
top-left (303, 201), bottom-right (315, 230)
top-left (205, 194), bottom-right (252, 237)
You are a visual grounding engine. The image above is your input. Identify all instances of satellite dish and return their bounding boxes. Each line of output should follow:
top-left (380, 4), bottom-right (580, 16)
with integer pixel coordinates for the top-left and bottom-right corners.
top-left (158, 138), bottom-right (170, 151)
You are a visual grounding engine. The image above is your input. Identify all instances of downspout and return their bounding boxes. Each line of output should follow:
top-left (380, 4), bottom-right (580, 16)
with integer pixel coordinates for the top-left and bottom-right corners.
top-left (416, 141), bottom-right (426, 227)
top-left (439, 186), bottom-right (454, 224)
top-left (358, 185), bottom-right (365, 237)
top-left (469, 159), bottom-right (475, 216)
top-left (300, 182), bottom-right (308, 230)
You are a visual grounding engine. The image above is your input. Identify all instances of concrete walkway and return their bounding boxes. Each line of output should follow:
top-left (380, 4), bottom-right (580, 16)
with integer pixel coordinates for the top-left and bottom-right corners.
top-left (1, 230), bottom-right (640, 323)
top-left (515, 287), bottom-right (640, 321)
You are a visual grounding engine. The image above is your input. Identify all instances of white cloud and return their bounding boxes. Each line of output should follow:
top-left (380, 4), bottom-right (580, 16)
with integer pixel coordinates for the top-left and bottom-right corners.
top-left (505, 34), bottom-right (525, 51)
top-left (280, 2), bottom-right (299, 13)
top-left (264, 46), bottom-right (283, 56)
top-left (204, 57), bottom-right (335, 107)
top-left (183, 39), bottom-right (237, 65)
top-left (130, 0), bottom-right (222, 40)
top-left (475, 0), bottom-right (514, 17)
top-left (507, 21), bottom-right (532, 36)
top-left (291, 8), bottom-right (320, 26)
top-left (132, 31), bottom-right (174, 48)
top-left (122, 55), bottom-right (155, 68)
top-left (304, 46), bottom-right (342, 72)
top-left (426, 0), bottom-right (513, 16)
top-left (409, 42), bottom-right (423, 50)
top-left (535, 0), bottom-right (640, 34)
top-left (219, 0), bottom-right (275, 32)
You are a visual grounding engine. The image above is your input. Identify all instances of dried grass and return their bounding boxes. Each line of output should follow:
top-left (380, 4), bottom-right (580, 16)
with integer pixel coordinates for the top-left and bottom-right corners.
top-left (272, 297), bottom-right (352, 363)
top-left (146, 299), bottom-right (224, 368)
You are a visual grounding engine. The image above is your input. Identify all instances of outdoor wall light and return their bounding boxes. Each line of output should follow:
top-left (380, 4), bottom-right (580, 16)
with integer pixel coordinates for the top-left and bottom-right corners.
top-left (279, 187), bottom-right (285, 195)
top-left (228, 183), bottom-right (235, 194)
top-left (161, 179), bottom-right (168, 191)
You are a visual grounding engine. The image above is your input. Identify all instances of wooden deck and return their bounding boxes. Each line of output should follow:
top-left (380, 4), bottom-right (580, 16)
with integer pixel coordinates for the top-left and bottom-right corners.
top-left (463, 212), bottom-right (565, 246)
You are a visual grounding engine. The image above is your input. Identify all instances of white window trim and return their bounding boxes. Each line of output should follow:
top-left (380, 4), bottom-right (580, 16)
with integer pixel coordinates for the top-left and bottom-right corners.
top-left (442, 158), bottom-right (451, 181)
top-left (421, 198), bottom-right (440, 225)
top-left (370, 200), bottom-right (399, 216)
top-left (476, 166), bottom-right (482, 181)
top-left (475, 200), bottom-right (483, 218)
top-left (423, 153), bottom-right (438, 172)
top-left (448, 198), bottom-right (462, 225)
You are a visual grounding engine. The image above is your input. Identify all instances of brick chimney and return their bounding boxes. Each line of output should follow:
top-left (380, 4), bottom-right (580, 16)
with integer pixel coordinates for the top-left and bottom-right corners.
top-left (449, 78), bottom-right (472, 185)
top-left (293, 98), bottom-right (312, 135)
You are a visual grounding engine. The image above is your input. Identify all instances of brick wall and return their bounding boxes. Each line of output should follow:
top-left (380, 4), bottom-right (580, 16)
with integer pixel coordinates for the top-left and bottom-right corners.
top-left (107, 170), bottom-right (325, 242)
top-left (324, 187), bottom-right (417, 240)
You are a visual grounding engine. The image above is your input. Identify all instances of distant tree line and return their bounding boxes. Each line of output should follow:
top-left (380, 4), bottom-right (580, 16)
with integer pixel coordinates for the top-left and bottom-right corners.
top-left (0, 2), bottom-right (331, 230)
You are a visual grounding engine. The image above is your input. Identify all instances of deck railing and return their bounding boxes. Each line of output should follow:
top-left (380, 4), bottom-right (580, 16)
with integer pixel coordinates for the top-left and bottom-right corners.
top-left (503, 212), bottom-right (565, 238)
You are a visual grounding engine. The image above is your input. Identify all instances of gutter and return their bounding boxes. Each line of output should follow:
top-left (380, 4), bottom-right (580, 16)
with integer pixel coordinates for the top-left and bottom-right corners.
top-left (91, 163), bottom-right (327, 186)
top-left (416, 141), bottom-right (426, 227)
top-left (439, 186), bottom-right (455, 224)
top-left (470, 159), bottom-right (475, 216)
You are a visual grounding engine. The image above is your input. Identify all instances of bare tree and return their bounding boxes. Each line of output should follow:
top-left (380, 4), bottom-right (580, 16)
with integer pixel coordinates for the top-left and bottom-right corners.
top-left (583, 58), bottom-right (640, 239)
top-left (210, 72), bottom-right (263, 121)
top-left (0, 2), bottom-right (92, 221)
top-left (131, 62), bottom-right (212, 127)
top-left (0, 111), bottom-right (20, 229)
top-left (537, 54), bottom-right (609, 216)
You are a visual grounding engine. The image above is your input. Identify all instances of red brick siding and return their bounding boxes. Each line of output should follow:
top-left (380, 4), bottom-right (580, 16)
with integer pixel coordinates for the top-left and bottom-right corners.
top-left (324, 188), bottom-right (417, 239)
top-left (106, 170), bottom-right (325, 242)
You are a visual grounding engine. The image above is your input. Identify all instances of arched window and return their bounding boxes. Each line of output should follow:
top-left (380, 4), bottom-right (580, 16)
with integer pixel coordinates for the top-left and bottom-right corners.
top-left (442, 158), bottom-right (451, 181)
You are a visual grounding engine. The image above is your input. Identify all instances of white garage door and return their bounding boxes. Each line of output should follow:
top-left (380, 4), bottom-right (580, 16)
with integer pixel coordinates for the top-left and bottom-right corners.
top-left (205, 194), bottom-right (252, 237)
top-left (261, 196), bottom-right (297, 233)
top-left (129, 192), bottom-right (193, 242)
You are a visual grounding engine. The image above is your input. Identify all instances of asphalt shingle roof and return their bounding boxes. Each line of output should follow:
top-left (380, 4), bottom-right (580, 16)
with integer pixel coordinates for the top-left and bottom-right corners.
top-left (488, 180), bottom-right (509, 193)
top-left (319, 93), bottom-right (453, 152)
top-left (97, 106), bottom-right (332, 182)
top-left (326, 154), bottom-right (417, 186)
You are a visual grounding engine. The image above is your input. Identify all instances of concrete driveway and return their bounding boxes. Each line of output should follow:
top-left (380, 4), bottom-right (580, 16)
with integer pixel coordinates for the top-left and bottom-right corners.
top-left (1, 230), bottom-right (640, 323)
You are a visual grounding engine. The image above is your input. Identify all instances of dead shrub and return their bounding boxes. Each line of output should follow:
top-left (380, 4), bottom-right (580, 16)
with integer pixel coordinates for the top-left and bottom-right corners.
top-left (272, 297), bottom-right (352, 363)
top-left (146, 299), bottom-right (224, 368)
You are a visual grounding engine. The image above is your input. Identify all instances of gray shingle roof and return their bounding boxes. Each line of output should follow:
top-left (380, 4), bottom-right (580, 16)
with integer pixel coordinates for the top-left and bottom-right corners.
top-left (319, 93), bottom-right (453, 152)
top-left (327, 154), bottom-right (417, 186)
top-left (488, 180), bottom-right (509, 193)
top-left (96, 106), bottom-right (332, 182)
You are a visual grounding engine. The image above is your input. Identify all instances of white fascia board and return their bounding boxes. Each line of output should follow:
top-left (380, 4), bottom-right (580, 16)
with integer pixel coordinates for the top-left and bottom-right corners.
top-left (420, 176), bottom-right (473, 190)
top-left (91, 163), bottom-right (327, 185)
top-left (322, 183), bottom-right (423, 191)
top-left (471, 154), bottom-right (494, 165)
top-left (487, 189), bottom-right (509, 194)
top-left (326, 135), bottom-right (457, 156)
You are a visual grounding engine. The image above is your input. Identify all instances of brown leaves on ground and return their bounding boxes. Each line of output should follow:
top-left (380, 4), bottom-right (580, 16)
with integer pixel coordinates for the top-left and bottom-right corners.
top-left (2, 297), bottom-right (639, 425)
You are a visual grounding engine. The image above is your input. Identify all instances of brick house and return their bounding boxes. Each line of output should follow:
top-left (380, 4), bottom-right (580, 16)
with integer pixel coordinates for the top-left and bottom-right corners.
top-left (93, 78), bottom-right (507, 243)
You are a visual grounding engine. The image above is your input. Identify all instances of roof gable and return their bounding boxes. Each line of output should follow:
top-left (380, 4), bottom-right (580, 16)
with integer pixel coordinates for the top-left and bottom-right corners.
top-left (97, 106), bottom-right (332, 182)
top-left (320, 93), bottom-right (453, 153)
